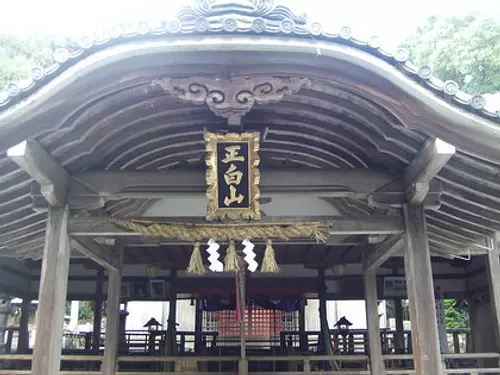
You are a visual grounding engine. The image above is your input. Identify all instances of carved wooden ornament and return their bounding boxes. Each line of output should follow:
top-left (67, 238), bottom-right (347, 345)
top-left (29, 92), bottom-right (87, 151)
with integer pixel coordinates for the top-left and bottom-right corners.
top-left (154, 76), bottom-right (311, 119)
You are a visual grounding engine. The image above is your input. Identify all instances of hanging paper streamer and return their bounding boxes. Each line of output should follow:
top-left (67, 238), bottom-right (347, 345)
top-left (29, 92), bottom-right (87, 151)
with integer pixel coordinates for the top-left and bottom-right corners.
top-left (242, 238), bottom-right (258, 272)
top-left (186, 242), bottom-right (206, 275)
top-left (260, 239), bottom-right (280, 273)
top-left (224, 240), bottom-right (240, 272)
top-left (207, 238), bottom-right (223, 272)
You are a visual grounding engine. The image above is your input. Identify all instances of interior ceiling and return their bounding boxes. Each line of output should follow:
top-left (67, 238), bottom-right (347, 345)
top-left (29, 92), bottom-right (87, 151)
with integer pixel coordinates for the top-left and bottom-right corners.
top-left (0, 73), bottom-right (498, 264)
top-left (0, 0), bottom-right (499, 264)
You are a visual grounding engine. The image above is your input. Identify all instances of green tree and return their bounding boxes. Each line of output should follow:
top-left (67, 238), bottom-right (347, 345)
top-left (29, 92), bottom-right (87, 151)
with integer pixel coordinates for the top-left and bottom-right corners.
top-left (443, 299), bottom-right (468, 329)
top-left (402, 13), bottom-right (500, 94)
top-left (0, 34), bottom-right (73, 88)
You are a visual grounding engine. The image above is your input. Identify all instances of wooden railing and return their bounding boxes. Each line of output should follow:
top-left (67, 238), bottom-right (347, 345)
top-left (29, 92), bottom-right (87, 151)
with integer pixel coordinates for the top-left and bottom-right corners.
top-left (0, 352), bottom-right (499, 374)
top-left (3, 327), bottom-right (471, 355)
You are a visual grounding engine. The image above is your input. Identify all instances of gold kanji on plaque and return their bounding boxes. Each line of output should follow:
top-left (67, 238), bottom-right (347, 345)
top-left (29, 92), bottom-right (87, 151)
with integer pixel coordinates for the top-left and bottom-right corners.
top-left (205, 132), bottom-right (260, 220)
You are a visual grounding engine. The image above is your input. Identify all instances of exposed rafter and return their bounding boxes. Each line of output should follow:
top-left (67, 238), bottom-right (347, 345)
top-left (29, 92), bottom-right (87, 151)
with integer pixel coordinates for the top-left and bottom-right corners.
top-left (71, 238), bottom-right (120, 271)
top-left (7, 140), bottom-right (68, 206)
top-left (404, 138), bottom-right (455, 204)
top-left (364, 235), bottom-right (403, 271)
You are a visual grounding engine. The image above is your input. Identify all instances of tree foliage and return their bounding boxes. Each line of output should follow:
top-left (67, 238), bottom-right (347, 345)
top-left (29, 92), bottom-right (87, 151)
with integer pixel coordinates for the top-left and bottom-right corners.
top-left (0, 34), bottom-right (72, 88)
top-left (402, 13), bottom-right (500, 94)
top-left (443, 299), bottom-right (468, 329)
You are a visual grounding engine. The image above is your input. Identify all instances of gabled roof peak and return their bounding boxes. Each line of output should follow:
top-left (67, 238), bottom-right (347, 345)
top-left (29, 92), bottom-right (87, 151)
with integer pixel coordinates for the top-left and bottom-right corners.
top-left (0, 0), bottom-right (498, 123)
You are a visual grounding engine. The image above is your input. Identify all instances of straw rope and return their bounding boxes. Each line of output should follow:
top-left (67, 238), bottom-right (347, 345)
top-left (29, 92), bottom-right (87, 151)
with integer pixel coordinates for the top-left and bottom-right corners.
top-left (111, 219), bottom-right (329, 243)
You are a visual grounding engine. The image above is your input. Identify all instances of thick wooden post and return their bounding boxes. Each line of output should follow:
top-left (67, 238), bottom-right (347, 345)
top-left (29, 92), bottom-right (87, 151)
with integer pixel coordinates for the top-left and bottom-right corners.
top-left (17, 298), bottom-right (30, 353)
top-left (486, 235), bottom-right (500, 351)
top-left (102, 251), bottom-right (123, 375)
top-left (298, 299), bottom-right (307, 352)
top-left (363, 269), bottom-right (384, 375)
top-left (394, 298), bottom-right (405, 353)
top-left (194, 299), bottom-right (203, 353)
top-left (31, 206), bottom-right (71, 375)
top-left (167, 270), bottom-right (177, 356)
top-left (403, 203), bottom-right (443, 375)
top-left (92, 270), bottom-right (104, 353)
top-left (0, 297), bottom-right (9, 353)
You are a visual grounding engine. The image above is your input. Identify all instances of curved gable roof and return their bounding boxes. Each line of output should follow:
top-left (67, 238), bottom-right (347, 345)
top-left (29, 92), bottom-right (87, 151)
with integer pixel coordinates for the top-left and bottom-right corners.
top-left (0, 0), bottom-right (498, 262)
top-left (0, 0), bottom-right (499, 161)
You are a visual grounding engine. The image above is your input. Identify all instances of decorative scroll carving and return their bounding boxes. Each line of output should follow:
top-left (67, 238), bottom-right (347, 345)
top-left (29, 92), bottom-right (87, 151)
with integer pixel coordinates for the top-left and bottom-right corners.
top-left (153, 76), bottom-right (311, 118)
top-left (178, 0), bottom-right (307, 24)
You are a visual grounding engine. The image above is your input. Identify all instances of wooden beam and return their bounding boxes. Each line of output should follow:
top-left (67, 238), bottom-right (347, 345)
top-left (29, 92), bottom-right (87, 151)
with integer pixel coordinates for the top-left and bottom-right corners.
top-left (364, 235), bottom-right (403, 271)
top-left (7, 140), bottom-right (68, 206)
top-left (71, 238), bottom-right (119, 271)
top-left (485, 234), bottom-right (500, 350)
top-left (72, 169), bottom-right (395, 198)
top-left (69, 215), bottom-right (405, 237)
top-left (31, 206), bottom-right (71, 375)
top-left (102, 248), bottom-right (123, 375)
top-left (404, 138), bottom-right (455, 204)
top-left (363, 267), bottom-right (384, 375)
top-left (403, 203), bottom-right (443, 375)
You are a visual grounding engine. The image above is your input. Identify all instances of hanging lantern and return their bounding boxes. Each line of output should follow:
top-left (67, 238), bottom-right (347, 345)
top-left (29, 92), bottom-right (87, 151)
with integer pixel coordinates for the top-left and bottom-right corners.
top-left (260, 239), bottom-right (280, 273)
top-left (186, 242), bottom-right (206, 275)
top-left (224, 240), bottom-right (240, 272)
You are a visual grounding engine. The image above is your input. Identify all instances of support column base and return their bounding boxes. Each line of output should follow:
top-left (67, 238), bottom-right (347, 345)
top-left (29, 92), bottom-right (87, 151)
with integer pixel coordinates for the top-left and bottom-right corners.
top-left (238, 359), bottom-right (248, 375)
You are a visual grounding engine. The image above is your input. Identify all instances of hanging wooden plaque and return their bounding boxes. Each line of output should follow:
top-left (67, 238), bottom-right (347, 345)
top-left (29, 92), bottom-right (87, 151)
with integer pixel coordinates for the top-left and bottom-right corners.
top-left (205, 132), bottom-right (260, 221)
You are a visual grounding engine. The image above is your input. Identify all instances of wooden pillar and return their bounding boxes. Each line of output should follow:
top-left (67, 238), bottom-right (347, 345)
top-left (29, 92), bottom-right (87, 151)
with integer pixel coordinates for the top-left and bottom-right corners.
top-left (394, 298), bottom-right (405, 353)
top-left (318, 269), bottom-right (328, 354)
top-left (434, 286), bottom-right (449, 353)
top-left (17, 298), bottom-right (31, 353)
top-left (31, 206), bottom-right (71, 375)
top-left (167, 270), bottom-right (177, 357)
top-left (298, 299), bottom-right (307, 352)
top-left (0, 297), bottom-right (9, 353)
top-left (468, 298), bottom-right (498, 353)
top-left (403, 203), bottom-right (443, 375)
top-left (102, 250), bottom-right (123, 375)
top-left (194, 299), bottom-right (203, 353)
top-left (486, 235), bottom-right (500, 351)
top-left (363, 269), bottom-right (385, 375)
top-left (92, 270), bottom-right (104, 353)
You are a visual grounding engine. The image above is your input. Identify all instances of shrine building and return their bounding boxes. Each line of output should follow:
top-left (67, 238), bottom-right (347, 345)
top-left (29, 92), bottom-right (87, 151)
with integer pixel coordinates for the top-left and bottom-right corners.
top-left (1, 1), bottom-right (500, 375)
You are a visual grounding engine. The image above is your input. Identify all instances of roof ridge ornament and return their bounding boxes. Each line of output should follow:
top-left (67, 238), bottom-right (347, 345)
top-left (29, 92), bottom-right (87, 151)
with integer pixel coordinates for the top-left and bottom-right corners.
top-left (178, 0), bottom-right (307, 24)
top-left (153, 76), bottom-right (311, 119)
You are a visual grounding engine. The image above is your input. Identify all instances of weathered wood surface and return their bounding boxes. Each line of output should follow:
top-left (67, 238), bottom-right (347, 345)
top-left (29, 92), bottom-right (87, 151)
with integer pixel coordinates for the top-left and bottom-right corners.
top-left (71, 237), bottom-right (120, 271)
top-left (486, 234), bottom-right (500, 351)
top-left (363, 267), bottom-right (384, 375)
top-left (69, 215), bottom-right (405, 236)
top-left (7, 140), bottom-right (68, 206)
top-left (102, 249), bottom-right (123, 375)
top-left (72, 169), bottom-right (395, 198)
top-left (92, 270), bottom-right (104, 353)
top-left (403, 203), bottom-right (443, 375)
top-left (17, 299), bottom-right (30, 354)
top-left (364, 235), bottom-right (403, 271)
top-left (404, 138), bottom-right (455, 204)
top-left (31, 206), bottom-right (71, 375)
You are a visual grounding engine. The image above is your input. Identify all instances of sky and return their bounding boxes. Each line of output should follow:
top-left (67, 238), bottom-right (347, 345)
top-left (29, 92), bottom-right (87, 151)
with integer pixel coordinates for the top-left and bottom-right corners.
top-left (2, 0), bottom-right (499, 50)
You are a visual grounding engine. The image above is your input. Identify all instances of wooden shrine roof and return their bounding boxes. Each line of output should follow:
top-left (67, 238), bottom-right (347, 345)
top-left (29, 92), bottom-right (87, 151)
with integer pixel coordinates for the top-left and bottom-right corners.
top-left (0, 0), bottom-right (499, 265)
